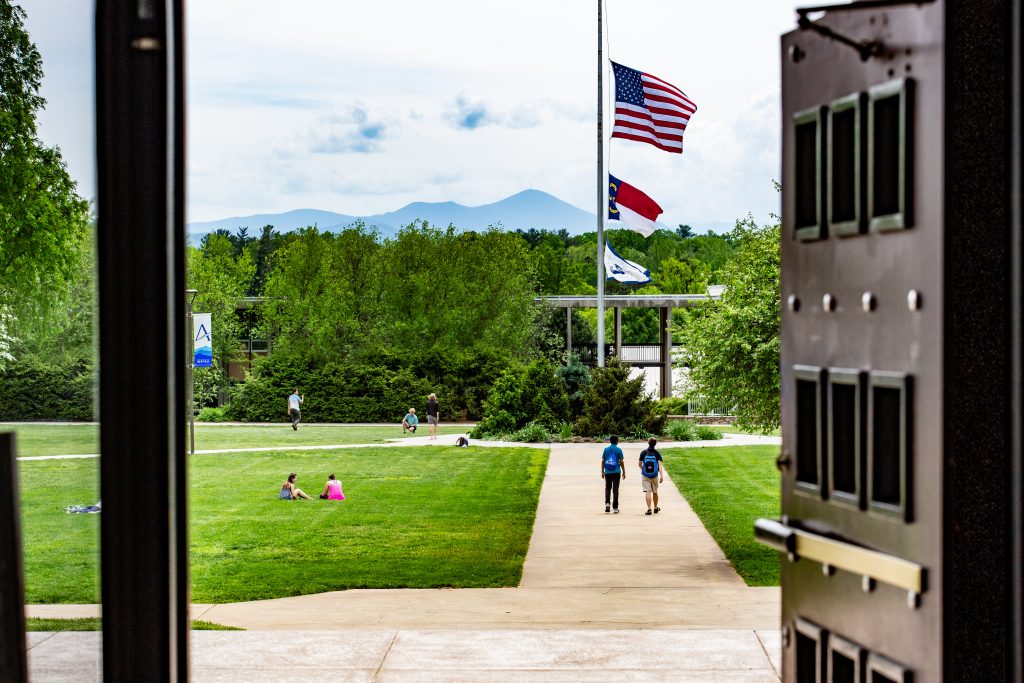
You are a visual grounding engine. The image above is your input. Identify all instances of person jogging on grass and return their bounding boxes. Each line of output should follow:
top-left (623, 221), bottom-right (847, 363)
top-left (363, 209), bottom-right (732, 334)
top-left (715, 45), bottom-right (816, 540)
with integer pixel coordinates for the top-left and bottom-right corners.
top-left (601, 434), bottom-right (625, 514)
top-left (287, 389), bottom-right (304, 430)
top-left (639, 437), bottom-right (664, 515)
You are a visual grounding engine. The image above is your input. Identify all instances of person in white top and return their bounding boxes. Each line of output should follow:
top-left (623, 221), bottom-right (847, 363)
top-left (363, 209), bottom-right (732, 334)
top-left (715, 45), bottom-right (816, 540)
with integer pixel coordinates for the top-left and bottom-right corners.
top-left (287, 389), bottom-right (304, 430)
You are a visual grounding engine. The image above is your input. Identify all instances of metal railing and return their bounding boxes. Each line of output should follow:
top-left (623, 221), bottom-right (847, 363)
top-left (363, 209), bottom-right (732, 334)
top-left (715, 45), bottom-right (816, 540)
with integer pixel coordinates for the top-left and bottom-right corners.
top-left (571, 344), bottom-right (674, 365)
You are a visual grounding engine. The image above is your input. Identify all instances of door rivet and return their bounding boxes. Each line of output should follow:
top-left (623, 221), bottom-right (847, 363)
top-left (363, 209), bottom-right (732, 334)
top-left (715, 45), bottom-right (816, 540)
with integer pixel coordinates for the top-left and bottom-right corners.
top-left (822, 563), bottom-right (835, 577)
top-left (862, 576), bottom-right (876, 593)
top-left (788, 294), bottom-right (801, 312)
top-left (907, 289), bottom-right (922, 311)
top-left (907, 591), bottom-right (921, 609)
top-left (823, 293), bottom-right (836, 312)
top-left (861, 292), bottom-right (876, 312)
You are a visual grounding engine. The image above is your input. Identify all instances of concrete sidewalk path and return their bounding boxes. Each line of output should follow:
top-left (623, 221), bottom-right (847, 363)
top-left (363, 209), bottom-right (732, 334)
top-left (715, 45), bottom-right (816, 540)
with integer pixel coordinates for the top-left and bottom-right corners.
top-left (28, 629), bottom-right (782, 682)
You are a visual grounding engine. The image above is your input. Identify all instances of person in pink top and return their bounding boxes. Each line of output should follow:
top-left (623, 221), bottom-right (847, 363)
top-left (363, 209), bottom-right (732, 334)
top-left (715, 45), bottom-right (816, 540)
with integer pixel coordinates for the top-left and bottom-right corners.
top-left (319, 473), bottom-right (345, 501)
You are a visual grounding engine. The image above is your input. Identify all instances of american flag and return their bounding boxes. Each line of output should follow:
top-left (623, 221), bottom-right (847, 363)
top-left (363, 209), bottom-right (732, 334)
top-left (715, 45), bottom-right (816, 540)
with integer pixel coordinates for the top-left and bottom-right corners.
top-left (611, 61), bottom-right (696, 154)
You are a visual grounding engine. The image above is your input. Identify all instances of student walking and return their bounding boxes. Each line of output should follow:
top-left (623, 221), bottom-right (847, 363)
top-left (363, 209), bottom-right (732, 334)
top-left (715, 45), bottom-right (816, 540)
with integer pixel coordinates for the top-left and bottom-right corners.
top-left (287, 389), bottom-right (304, 430)
top-left (601, 434), bottom-right (625, 513)
top-left (426, 393), bottom-right (440, 440)
top-left (639, 437), bottom-right (664, 515)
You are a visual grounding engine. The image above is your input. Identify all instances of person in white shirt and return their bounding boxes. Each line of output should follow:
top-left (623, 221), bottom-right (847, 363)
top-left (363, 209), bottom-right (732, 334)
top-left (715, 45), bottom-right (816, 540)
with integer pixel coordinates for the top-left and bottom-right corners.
top-left (287, 389), bottom-right (304, 430)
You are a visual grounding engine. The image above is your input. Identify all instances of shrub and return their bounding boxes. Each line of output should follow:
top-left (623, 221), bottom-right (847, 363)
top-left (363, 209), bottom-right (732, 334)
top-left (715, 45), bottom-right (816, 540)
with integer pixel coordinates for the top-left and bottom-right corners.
top-left (508, 421), bottom-right (551, 443)
top-left (472, 359), bottom-right (569, 438)
top-left (656, 396), bottom-right (688, 416)
top-left (574, 357), bottom-right (665, 437)
top-left (695, 425), bottom-right (724, 441)
top-left (226, 352), bottom-right (512, 423)
top-left (196, 406), bottom-right (230, 422)
top-left (556, 354), bottom-right (591, 416)
top-left (556, 421), bottom-right (573, 441)
top-left (0, 357), bottom-right (95, 421)
top-left (666, 419), bottom-right (698, 441)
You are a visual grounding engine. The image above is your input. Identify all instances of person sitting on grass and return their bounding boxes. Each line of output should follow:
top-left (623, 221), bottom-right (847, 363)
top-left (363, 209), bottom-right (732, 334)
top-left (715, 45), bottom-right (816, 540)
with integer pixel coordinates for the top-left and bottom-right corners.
top-left (402, 407), bottom-right (419, 434)
top-left (279, 473), bottom-right (312, 500)
top-left (319, 473), bottom-right (346, 500)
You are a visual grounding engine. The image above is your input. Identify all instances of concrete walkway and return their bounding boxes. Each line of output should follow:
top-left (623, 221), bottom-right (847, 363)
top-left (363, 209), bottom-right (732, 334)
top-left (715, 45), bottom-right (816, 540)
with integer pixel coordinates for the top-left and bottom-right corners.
top-left (26, 435), bottom-right (783, 680)
top-left (28, 629), bottom-right (782, 682)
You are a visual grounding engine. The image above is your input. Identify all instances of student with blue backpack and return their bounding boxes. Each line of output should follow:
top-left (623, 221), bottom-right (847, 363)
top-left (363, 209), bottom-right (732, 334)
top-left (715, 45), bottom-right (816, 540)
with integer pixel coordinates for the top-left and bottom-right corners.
top-left (639, 437), bottom-right (664, 515)
top-left (601, 435), bottom-right (626, 513)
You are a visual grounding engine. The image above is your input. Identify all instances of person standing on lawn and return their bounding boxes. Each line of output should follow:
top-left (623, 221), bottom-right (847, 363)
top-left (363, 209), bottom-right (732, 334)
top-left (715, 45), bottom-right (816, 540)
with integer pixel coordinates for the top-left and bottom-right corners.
top-left (287, 389), bottom-right (304, 430)
top-left (426, 393), bottom-right (440, 440)
top-left (639, 437), bottom-right (664, 515)
top-left (601, 434), bottom-right (625, 514)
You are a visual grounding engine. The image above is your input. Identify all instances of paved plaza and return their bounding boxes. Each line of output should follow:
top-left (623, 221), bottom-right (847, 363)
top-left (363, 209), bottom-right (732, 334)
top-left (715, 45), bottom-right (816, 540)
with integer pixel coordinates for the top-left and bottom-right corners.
top-left (26, 435), bottom-right (783, 681)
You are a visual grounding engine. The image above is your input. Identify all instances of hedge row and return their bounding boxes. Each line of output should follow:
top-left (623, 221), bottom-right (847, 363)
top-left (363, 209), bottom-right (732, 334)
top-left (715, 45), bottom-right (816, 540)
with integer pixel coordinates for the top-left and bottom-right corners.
top-left (226, 351), bottom-right (513, 423)
top-left (0, 358), bottom-right (95, 421)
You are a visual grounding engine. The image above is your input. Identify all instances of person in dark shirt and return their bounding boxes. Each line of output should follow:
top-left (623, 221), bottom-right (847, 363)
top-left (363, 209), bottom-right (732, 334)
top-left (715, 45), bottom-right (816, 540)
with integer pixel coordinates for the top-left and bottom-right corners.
top-left (426, 393), bottom-right (440, 440)
top-left (638, 437), bottom-right (664, 515)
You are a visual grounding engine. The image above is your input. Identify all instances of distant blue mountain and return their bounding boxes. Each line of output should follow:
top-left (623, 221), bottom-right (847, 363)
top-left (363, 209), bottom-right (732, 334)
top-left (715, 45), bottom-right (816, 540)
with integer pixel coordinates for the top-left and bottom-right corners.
top-left (186, 208), bottom-right (359, 238)
top-left (359, 189), bottom-right (596, 235)
top-left (186, 189), bottom-right (733, 241)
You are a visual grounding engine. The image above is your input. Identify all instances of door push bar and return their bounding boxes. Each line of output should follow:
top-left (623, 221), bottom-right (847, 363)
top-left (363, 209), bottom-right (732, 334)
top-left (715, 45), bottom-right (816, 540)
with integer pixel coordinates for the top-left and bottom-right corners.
top-left (755, 518), bottom-right (926, 609)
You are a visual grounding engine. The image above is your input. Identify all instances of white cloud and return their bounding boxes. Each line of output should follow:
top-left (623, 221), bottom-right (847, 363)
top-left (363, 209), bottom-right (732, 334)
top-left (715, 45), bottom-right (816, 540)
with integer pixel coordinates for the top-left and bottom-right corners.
top-left (21, 0), bottom-right (797, 226)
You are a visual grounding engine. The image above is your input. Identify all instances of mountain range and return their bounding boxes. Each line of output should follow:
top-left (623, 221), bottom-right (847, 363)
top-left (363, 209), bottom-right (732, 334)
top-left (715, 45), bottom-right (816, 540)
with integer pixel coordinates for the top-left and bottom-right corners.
top-left (185, 189), bottom-right (733, 240)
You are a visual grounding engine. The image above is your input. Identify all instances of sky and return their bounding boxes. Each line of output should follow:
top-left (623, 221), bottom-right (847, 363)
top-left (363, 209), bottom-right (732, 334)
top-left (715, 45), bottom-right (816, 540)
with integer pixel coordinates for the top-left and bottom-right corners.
top-left (21, 1), bottom-right (796, 229)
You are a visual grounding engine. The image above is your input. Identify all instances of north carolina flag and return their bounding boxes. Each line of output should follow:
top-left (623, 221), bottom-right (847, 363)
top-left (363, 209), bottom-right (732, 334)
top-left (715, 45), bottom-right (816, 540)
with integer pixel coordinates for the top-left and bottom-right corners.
top-left (608, 174), bottom-right (664, 237)
top-left (605, 240), bottom-right (651, 285)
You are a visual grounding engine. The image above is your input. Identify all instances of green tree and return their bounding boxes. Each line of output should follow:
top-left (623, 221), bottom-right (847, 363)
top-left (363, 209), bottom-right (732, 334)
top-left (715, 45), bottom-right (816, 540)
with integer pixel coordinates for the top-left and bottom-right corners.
top-left (12, 233), bottom-right (96, 363)
top-left (0, 2), bottom-right (90, 319)
top-left (681, 217), bottom-right (780, 432)
top-left (376, 223), bottom-right (535, 359)
top-left (0, 305), bottom-right (15, 370)
top-left (187, 233), bottom-right (256, 397)
top-left (655, 257), bottom-right (709, 294)
top-left (261, 227), bottom-right (374, 364)
top-left (574, 356), bottom-right (665, 437)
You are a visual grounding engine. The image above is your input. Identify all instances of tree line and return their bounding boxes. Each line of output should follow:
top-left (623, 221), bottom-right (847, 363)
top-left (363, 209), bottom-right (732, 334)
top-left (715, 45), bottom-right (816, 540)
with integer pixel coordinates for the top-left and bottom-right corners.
top-left (0, 0), bottom-right (781, 430)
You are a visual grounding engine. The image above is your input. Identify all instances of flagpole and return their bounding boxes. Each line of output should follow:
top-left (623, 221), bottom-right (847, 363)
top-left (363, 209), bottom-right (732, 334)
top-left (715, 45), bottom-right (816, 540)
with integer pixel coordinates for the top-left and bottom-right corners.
top-left (596, 0), bottom-right (606, 368)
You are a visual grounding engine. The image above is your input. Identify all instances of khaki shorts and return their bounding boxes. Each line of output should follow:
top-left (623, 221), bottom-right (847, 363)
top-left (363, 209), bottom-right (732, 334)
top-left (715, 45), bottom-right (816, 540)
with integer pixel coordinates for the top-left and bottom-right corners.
top-left (428, 415), bottom-right (438, 425)
top-left (642, 476), bottom-right (659, 493)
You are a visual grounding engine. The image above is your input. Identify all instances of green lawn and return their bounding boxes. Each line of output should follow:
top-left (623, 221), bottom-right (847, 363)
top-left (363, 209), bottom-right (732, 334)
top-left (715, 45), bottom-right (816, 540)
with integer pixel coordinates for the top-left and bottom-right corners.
top-left (26, 618), bottom-right (240, 631)
top-left (3, 423), bottom-right (468, 457)
top-left (19, 445), bottom-right (547, 603)
top-left (702, 425), bottom-right (781, 437)
top-left (662, 445), bottom-right (781, 586)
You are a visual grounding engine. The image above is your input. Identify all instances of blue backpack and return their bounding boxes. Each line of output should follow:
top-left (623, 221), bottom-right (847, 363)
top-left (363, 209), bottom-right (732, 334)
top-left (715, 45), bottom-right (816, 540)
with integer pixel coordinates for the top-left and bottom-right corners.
top-left (603, 449), bottom-right (620, 473)
top-left (641, 450), bottom-right (660, 477)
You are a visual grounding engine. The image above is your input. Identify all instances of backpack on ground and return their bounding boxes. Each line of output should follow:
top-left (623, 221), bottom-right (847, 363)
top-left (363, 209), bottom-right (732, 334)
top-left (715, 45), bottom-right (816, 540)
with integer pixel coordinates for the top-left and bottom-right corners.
top-left (603, 450), bottom-right (620, 473)
top-left (641, 450), bottom-right (660, 477)
top-left (456, 436), bottom-right (469, 447)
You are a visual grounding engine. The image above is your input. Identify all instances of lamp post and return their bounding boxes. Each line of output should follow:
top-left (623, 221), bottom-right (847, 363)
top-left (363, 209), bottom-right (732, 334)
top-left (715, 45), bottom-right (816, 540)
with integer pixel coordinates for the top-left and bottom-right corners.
top-left (186, 289), bottom-right (198, 455)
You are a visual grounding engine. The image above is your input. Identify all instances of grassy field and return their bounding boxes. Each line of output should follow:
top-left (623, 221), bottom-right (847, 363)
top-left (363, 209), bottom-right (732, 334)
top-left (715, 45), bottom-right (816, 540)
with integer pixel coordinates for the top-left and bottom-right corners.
top-left (701, 424), bottom-right (781, 437)
top-left (19, 445), bottom-right (547, 603)
top-left (3, 423), bottom-right (468, 457)
top-left (26, 618), bottom-right (240, 631)
top-left (662, 445), bottom-right (781, 586)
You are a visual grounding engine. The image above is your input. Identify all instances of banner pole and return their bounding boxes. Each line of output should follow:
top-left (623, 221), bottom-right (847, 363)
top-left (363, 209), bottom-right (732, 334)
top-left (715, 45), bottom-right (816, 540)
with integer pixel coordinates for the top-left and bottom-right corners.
top-left (596, 0), bottom-right (606, 367)
top-left (186, 289), bottom-right (196, 455)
